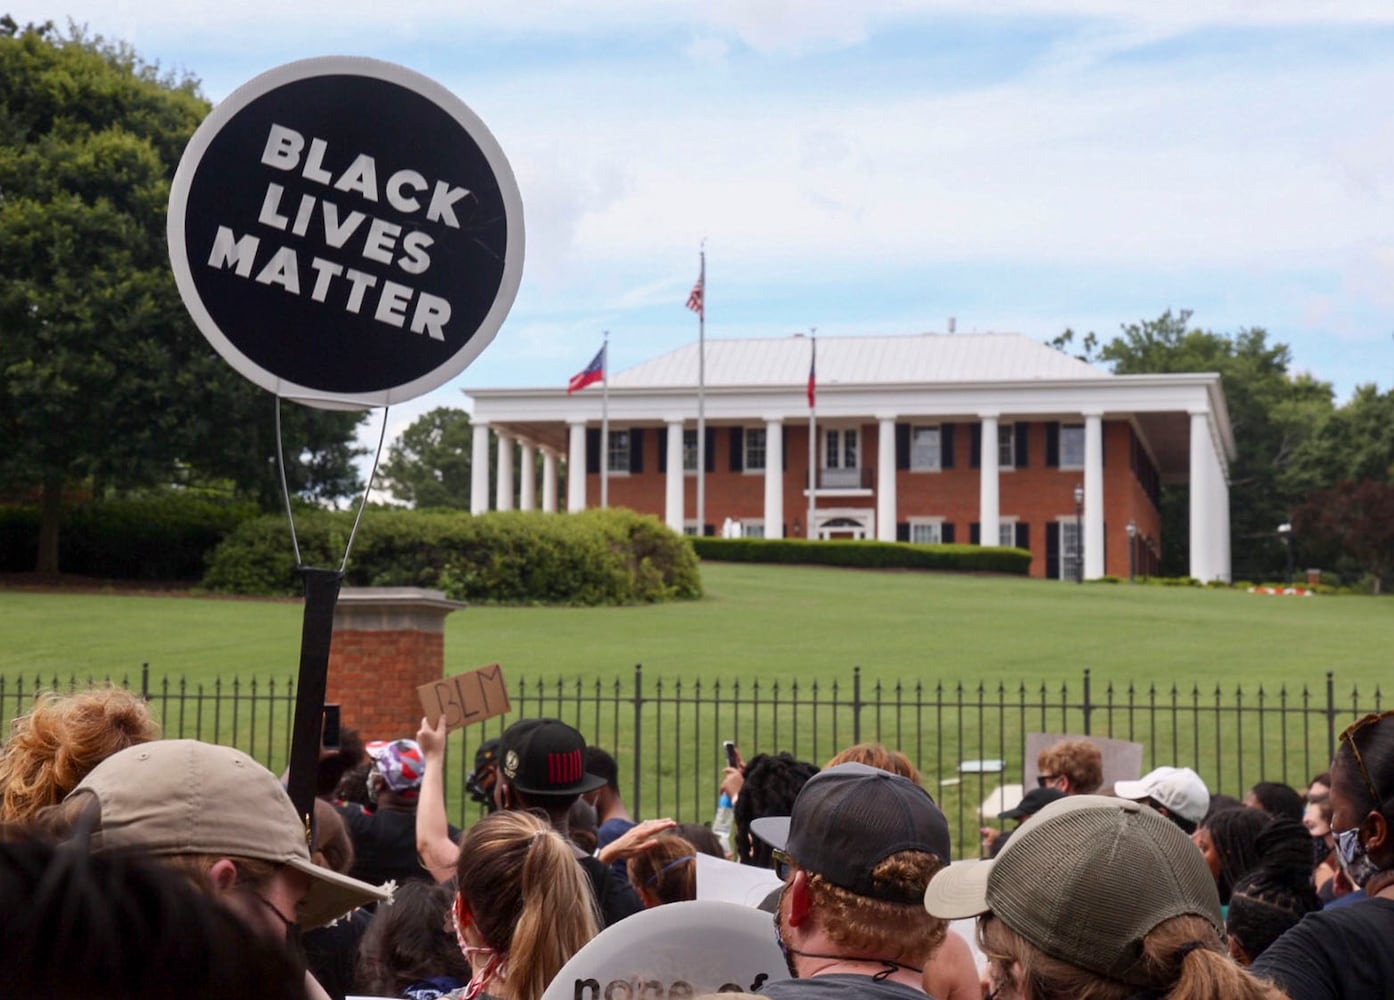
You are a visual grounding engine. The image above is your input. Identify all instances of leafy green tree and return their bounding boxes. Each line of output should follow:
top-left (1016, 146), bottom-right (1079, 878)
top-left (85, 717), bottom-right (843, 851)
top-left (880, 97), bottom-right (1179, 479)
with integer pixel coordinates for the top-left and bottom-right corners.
top-left (1067, 310), bottom-right (1333, 577)
top-left (0, 21), bottom-right (363, 571)
top-left (379, 407), bottom-right (478, 508)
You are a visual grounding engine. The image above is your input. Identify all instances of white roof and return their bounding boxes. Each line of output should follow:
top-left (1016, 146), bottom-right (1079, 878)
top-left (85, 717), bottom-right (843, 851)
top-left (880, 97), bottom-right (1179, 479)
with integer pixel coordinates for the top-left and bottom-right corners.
top-left (609, 333), bottom-right (1106, 388)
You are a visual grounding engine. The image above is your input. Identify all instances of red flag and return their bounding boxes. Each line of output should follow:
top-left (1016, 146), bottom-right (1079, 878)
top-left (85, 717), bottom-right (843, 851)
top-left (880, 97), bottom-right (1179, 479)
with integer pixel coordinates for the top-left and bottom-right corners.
top-left (686, 275), bottom-right (703, 314)
top-left (807, 339), bottom-right (816, 409)
top-left (567, 346), bottom-right (605, 395)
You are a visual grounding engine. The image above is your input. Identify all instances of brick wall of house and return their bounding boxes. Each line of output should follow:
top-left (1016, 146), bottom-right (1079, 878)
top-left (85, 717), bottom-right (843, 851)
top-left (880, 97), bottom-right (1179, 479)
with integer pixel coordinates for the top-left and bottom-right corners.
top-left (585, 418), bottom-right (1165, 579)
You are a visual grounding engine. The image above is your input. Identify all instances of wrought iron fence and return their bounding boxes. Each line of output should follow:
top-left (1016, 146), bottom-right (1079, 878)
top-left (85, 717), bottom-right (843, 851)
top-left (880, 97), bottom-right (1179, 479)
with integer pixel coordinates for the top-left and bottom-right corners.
top-left (1, 665), bottom-right (1381, 857)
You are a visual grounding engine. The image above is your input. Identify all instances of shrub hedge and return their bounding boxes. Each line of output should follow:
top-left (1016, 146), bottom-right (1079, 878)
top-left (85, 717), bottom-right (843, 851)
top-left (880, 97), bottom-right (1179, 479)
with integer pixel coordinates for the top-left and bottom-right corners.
top-left (0, 493), bottom-right (258, 580)
top-left (690, 537), bottom-right (1032, 575)
top-left (202, 507), bottom-right (703, 605)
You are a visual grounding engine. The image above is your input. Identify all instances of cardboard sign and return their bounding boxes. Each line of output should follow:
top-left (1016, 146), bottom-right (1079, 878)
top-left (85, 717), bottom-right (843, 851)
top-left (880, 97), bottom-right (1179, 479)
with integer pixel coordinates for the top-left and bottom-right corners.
top-left (168, 56), bottom-right (524, 408)
top-left (418, 663), bottom-right (511, 732)
top-left (539, 900), bottom-right (789, 1000)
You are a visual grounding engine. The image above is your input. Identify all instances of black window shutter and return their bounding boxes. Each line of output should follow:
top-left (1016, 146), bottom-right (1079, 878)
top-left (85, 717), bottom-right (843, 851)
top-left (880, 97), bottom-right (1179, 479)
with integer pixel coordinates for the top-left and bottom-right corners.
top-left (1046, 523), bottom-right (1060, 579)
top-left (1015, 422), bottom-right (1030, 468)
top-left (970, 424), bottom-right (981, 469)
top-left (970, 522), bottom-right (980, 545)
top-left (942, 424), bottom-right (956, 469)
top-left (1045, 422), bottom-right (1060, 467)
top-left (896, 522), bottom-right (909, 542)
top-left (729, 427), bottom-right (744, 472)
top-left (942, 523), bottom-right (956, 544)
top-left (1016, 522), bottom-right (1030, 550)
top-left (657, 428), bottom-right (668, 472)
top-left (703, 523), bottom-right (715, 537)
top-left (895, 423), bottom-right (910, 470)
top-left (586, 428), bottom-right (601, 475)
top-left (629, 428), bottom-right (644, 474)
top-left (705, 427), bottom-right (716, 473)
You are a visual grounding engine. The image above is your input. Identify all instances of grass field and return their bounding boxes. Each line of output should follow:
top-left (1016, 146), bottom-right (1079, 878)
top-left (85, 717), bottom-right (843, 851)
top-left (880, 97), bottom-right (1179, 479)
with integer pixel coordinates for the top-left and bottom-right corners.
top-left (2, 564), bottom-right (1389, 854)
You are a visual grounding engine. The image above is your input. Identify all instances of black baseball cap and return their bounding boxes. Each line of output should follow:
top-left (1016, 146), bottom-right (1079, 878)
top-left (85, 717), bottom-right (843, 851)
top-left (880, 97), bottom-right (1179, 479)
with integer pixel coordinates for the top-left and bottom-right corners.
top-left (474, 737), bottom-right (501, 773)
top-left (498, 718), bottom-right (606, 797)
top-left (751, 762), bottom-right (951, 902)
top-left (998, 786), bottom-right (1066, 820)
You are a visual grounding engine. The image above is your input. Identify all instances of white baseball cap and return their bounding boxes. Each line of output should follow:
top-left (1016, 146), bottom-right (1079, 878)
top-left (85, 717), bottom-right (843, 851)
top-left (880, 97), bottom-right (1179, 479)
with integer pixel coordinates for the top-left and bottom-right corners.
top-left (1113, 766), bottom-right (1209, 825)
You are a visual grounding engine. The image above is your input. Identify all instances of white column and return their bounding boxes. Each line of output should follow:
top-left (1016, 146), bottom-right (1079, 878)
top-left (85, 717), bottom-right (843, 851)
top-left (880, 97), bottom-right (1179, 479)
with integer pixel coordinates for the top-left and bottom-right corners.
top-left (1084, 412), bottom-right (1104, 580)
top-left (665, 421), bottom-right (684, 532)
top-left (1216, 453), bottom-right (1232, 582)
top-left (567, 422), bottom-right (587, 512)
top-left (764, 419), bottom-right (784, 539)
top-left (876, 417), bottom-right (896, 541)
top-left (470, 423), bottom-right (491, 515)
top-left (518, 442), bottom-right (536, 511)
top-left (979, 414), bottom-right (1000, 547)
top-left (1193, 410), bottom-right (1215, 580)
top-left (542, 450), bottom-right (558, 513)
top-left (495, 433), bottom-right (515, 511)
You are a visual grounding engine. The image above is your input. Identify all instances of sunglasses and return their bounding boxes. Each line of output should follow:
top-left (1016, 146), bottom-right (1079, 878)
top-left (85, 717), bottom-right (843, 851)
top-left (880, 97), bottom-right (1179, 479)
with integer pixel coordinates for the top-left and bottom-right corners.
top-left (1340, 710), bottom-right (1394, 806)
top-left (1037, 774), bottom-right (1060, 788)
top-left (771, 847), bottom-right (796, 881)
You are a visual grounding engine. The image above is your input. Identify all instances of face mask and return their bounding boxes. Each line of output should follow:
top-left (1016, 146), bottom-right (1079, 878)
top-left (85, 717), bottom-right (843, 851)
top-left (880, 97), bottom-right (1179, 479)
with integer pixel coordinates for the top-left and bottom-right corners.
top-left (1313, 834), bottom-right (1333, 866)
top-left (1334, 827), bottom-right (1382, 888)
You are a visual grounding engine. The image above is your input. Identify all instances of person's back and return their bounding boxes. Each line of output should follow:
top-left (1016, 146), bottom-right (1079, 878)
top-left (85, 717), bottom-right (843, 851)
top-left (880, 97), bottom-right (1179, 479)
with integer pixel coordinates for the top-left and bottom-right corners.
top-left (339, 737), bottom-right (457, 886)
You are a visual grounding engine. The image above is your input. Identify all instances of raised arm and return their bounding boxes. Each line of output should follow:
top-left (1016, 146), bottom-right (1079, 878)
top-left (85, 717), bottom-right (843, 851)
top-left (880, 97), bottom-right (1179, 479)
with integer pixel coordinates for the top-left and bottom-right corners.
top-left (415, 714), bottom-right (460, 881)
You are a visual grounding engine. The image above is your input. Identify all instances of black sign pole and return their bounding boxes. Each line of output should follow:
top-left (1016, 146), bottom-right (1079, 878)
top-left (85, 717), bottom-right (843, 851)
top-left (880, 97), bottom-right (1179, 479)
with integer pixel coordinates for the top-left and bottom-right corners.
top-left (286, 566), bottom-right (343, 835)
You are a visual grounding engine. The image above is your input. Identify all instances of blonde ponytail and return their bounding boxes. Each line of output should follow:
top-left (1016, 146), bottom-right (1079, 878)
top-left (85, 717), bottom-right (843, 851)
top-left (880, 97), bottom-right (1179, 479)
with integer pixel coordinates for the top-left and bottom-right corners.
top-left (456, 811), bottom-right (599, 1000)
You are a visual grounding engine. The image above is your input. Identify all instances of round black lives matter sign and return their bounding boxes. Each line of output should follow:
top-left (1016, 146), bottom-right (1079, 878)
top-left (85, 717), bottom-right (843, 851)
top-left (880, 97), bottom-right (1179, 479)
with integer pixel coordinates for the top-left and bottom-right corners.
top-left (168, 57), bottom-right (523, 407)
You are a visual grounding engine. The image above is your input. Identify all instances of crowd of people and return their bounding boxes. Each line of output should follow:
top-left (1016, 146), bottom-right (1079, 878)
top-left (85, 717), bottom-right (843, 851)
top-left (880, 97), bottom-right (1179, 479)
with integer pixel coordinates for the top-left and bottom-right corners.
top-left (0, 682), bottom-right (1390, 1000)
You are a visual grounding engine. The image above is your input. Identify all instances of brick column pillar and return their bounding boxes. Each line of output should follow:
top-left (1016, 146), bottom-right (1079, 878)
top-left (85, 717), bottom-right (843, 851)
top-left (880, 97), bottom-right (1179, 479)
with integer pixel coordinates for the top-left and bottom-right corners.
top-left (326, 588), bottom-right (466, 739)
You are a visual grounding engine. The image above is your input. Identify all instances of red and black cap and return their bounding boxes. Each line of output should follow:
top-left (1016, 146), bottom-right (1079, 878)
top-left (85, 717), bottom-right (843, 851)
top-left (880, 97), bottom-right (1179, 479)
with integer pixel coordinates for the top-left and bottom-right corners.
top-left (498, 718), bottom-right (606, 797)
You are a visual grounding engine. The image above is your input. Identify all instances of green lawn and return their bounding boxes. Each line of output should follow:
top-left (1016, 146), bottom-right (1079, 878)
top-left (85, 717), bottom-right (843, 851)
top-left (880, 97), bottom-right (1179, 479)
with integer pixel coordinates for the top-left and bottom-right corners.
top-left (2, 564), bottom-right (1388, 854)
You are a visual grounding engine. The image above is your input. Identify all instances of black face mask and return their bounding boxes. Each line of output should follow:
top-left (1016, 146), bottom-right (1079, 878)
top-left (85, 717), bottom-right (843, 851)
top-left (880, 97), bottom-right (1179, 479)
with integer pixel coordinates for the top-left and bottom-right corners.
top-left (1313, 834), bottom-right (1333, 866)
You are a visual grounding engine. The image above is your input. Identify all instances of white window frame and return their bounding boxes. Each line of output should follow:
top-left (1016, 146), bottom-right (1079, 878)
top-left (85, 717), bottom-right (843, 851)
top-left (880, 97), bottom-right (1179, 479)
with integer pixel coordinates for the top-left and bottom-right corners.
top-left (682, 429), bottom-right (698, 473)
top-left (998, 517), bottom-right (1018, 549)
top-left (823, 427), bottom-right (860, 470)
top-left (607, 429), bottom-right (630, 474)
top-left (908, 517), bottom-right (944, 545)
top-left (744, 428), bottom-right (767, 472)
top-left (1059, 517), bottom-right (1082, 581)
top-left (741, 519), bottom-right (765, 538)
top-left (1060, 424), bottom-right (1085, 469)
top-left (910, 425), bottom-right (941, 472)
top-left (682, 520), bottom-right (702, 537)
top-left (998, 424), bottom-right (1014, 469)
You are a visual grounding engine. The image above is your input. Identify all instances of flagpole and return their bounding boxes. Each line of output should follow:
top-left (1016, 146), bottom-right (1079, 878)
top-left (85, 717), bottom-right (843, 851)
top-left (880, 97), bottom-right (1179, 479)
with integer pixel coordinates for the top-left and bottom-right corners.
top-left (601, 331), bottom-right (609, 509)
top-left (695, 245), bottom-right (706, 535)
top-left (807, 330), bottom-right (816, 540)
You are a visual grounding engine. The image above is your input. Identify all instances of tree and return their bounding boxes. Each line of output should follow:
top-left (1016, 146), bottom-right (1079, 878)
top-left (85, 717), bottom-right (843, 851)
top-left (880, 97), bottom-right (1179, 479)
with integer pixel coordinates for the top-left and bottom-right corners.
top-left (1294, 480), bottom-right (1394, 593)
top-left (1066, 310), bottom-right (1334, 578)
top-left (0, 21), bottom-right (364, 571)
top-left (378, 407), bottom-right (479, 508)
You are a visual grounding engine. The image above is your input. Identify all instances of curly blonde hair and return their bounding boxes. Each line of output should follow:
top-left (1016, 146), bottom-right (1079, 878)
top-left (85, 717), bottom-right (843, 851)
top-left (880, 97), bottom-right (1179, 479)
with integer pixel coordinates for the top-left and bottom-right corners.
top-left (805, 849), bottom-right (946, 967)
top-left (0, 687), bottom-right (159, 823)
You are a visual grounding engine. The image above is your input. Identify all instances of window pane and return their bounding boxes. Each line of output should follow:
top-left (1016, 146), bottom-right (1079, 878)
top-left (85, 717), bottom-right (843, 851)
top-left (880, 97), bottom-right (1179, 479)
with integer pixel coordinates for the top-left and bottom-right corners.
top-left (826, 430), bottom-right (839, 469)
top-left (910, 522), bottom-right (941, 544)
top-left (1061, 425), bottom-right (1084, 467)
top-left (683, 429), bottom-right (698, 472)
top-left (844, 429), bottom-right (858, 467)
top-left (744, 522), bottom-right (765, 539)
top-left (1062, 522), bottom-right (1081, 579)
top-left (910, 426), bottom-right (940, 471)
top-left (745, 428), bottom-right (766, 471)
top-left (998, 424), bottom-right (1014, 467)
top-left (607, 430), bottom-right (630, 472)
top-left (999, 522), bottom-right (1015, 548)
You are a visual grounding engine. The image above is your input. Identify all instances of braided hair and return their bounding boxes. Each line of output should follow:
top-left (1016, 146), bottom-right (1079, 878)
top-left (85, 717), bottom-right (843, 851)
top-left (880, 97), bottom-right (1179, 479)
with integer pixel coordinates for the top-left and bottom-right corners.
top-left (1226, 817), bottom-right (1321, 964)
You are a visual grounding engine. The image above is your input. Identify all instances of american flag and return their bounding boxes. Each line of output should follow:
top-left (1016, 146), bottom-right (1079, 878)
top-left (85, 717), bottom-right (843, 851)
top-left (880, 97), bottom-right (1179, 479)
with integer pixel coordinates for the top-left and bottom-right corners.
top-left (807, 337), bottom-right (816, 409)
top-left (686, 275), bottom-right (703, 314)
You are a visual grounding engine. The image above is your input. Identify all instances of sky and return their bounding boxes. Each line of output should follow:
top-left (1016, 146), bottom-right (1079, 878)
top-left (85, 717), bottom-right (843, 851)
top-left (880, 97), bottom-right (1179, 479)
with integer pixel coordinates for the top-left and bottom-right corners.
top-left (12, 1), bottom-right (1394, 493)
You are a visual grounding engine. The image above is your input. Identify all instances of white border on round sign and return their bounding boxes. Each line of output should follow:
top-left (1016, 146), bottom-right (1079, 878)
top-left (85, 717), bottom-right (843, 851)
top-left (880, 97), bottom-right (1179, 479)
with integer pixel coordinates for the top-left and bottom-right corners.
top-left (167, 56), bottom-right (524, 409)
